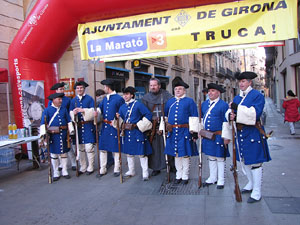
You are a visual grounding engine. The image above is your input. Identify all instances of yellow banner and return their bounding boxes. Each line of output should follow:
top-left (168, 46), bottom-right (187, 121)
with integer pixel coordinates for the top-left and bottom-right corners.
top-left (78, 0), bottom-right (297, 62)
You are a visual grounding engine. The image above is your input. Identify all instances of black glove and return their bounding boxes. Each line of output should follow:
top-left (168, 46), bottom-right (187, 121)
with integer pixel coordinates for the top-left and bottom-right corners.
top-left (192, 132), bottom-right (198, 140)
top-left (231, 102), bottom-right (238, 111)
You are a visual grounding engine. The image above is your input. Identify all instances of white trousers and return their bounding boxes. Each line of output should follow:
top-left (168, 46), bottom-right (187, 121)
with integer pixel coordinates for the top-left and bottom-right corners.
top-left (175, 157), bottom-right (190, 180)
top-left (58, 146), bottom-right (76, 168)
top-left (100, 151), bottom-right (121, 174)
top-left (206, 156), bottom-right (225, 185)
top-left (242, 162), bottom-right (263, 200)
top-left (79, 143), bottom-right (95, 173)
top-left (51, 153), bottom-right (68, 177)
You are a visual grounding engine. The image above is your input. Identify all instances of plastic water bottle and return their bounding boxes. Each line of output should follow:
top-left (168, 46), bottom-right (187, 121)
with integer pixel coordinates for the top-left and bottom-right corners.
top-left (12, 123), bottom-right (17, 139)
top-left (8, 123), bottom-right (13, 139)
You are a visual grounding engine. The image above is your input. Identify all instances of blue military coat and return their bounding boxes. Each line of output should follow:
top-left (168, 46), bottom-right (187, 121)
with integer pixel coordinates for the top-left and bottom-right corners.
top-left (98, 94), bottom-right (124, 152)
top-left (70, 95), bottom-right (96, 144)
top-left (201, 99), bottom-right (230, 158)
top-left (119, 100), bottom-right (152, 156)
top-left (41, 105), bottom-right (71, 154)
top-left (48, 96), bottom-right (71, 111)
top-left (233, 89), bottom-right (271, 165)
top-left (164, 97), bottom-right (198, 157)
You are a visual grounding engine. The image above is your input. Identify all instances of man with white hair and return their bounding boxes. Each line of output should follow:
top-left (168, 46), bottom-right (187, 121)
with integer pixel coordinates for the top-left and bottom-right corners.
top-left (225, 71), bottom-right (271, 203)
top-left (40, 93), bottom-right (74, 181)
top-left (49, 82), bottom-right (76, 172)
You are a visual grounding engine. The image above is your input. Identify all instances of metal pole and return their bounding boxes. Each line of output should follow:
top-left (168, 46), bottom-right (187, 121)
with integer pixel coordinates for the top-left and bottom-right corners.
top-left (7, 79), bottom-right (11, 124)
top-left (243, 49), bottom-right (247, 71)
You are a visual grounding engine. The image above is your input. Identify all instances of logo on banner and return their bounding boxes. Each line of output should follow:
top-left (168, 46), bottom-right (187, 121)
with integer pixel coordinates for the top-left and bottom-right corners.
top-left (148, 31), bottom-right (167, 50)
top-left (88, 32), bottom-right (148, 57)
top-left (175, 10), bottom-right (191, 27)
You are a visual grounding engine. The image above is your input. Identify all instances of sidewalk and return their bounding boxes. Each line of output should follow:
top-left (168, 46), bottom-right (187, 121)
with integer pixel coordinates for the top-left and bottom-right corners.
top-left (0, 97), bottom-right (299, 225)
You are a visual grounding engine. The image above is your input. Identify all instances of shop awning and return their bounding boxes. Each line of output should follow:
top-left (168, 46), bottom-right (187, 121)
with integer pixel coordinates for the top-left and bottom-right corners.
top-left (134, 71), bottom-right (152, 76)
top-left (106, 66), bottom-right (131, 73)
top-left (0, 68), bottom-right (8, 83)
top-left (155, 74), bottom-right (170, 79)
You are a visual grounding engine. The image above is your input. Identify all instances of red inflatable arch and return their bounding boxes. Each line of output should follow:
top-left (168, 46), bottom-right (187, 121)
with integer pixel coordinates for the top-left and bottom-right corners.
top-left (8, 0), bottom-right (233, 128)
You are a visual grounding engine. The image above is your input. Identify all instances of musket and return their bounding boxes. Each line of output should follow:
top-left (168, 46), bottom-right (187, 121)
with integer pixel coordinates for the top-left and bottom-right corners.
top-left (44, 115), bottom-right (52, 184)
top-left (74, 101), bottom-right (80, 177)
top-left (116, 116), bottom-right (123, 183)
top-left (161, 100), bottom-right (170, 183)
top-left (149, 118), bottom-right (157, 144)
top-left (198, 98), bottom-right (202, 188)
top-left (93, 60), bottom-right (101, 177)
top-left (231, 109), bottom-right (242, 202)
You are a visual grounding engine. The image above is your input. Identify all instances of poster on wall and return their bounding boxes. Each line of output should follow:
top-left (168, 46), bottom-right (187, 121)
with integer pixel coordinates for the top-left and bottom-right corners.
top-left (21, 80), bottom-right (45, 128)
top-left (60, 78), bottom-right (75, 98)
top-left (135, 86), bottom-right (146, 101)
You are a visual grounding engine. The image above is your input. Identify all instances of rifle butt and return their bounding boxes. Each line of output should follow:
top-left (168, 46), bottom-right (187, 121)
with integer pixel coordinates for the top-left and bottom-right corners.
top-left (76, 160), bottom-right (79, 177)
top-left (235, 186), bottom-right (242, 202)
top-left (234, 171), bottom-right (242, 202)
top-left (198, 168), bottom-right (202, 188)
top-left (48, 168), bottom-right (52, 184)
top-left (117, 116), bottom-right (123, 184)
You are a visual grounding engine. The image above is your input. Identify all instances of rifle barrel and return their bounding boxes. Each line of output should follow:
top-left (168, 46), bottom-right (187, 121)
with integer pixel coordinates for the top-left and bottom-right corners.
top-left (198, 100), bottom-right (202, 188)
top-left (44, 115), bottom-right (52, 184)
top-left (231, 111), bottom-right (242, 202)
top-left (117, 116), bottom-right (123, 183)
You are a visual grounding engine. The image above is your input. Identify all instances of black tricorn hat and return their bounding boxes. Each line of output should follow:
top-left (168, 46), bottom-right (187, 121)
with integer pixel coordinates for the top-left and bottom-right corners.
top-left (50, 82), bottom-right (65, 90)
top-left (101, 79), bottom-right (115, 86)
top-left (172, 76), bottom-right (189, 89)
top-left (287, 90), bottom-right (296, 97)
top-left (235, 71), bottom-right (257, 80)
top-left (122, 86), bottom-right (136, 95)
top-left (47, 92), bottom-right (64, 100)
top-left (74, 80), bottom-right (89, 89)
top-left (207, 83), bottom-right (225, 93)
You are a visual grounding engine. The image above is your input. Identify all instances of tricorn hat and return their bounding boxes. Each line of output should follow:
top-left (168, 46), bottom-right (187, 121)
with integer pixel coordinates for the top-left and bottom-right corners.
top-left (50, 82), bottom-right (65, 90)
top-left (122, 86), bottom-right (136, 95)
top-left (235, 71), bottom-right (257, 80)
top-left (207, 83), bottom-right (225, 93)
top-left (47, 92), bottom-right (64, 100)
top-left (74, 80), bottom-right (89, 89)
top-left (172, 76), bottom-right (189, 89)
top-left (100, 79), bottom-right (115, 86)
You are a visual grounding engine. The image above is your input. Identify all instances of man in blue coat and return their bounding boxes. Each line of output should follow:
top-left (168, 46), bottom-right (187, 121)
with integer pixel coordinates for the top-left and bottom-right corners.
top-left (201, 83), bottom-right (230, 189)
top-left (226, 71), bottom-right (271, 203)
top-left (40, 93), bottom-right (74, 181)
top-left (164, 77), bottom-right (199, 184)
top-left (97, 79), bottom-right (124, 177)
top-left (70, 81), bottom-right (96, 175)
top-left (118, 86), bottom-right (153, 181)
top-left (48, 82), bottom-right (76, 171)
